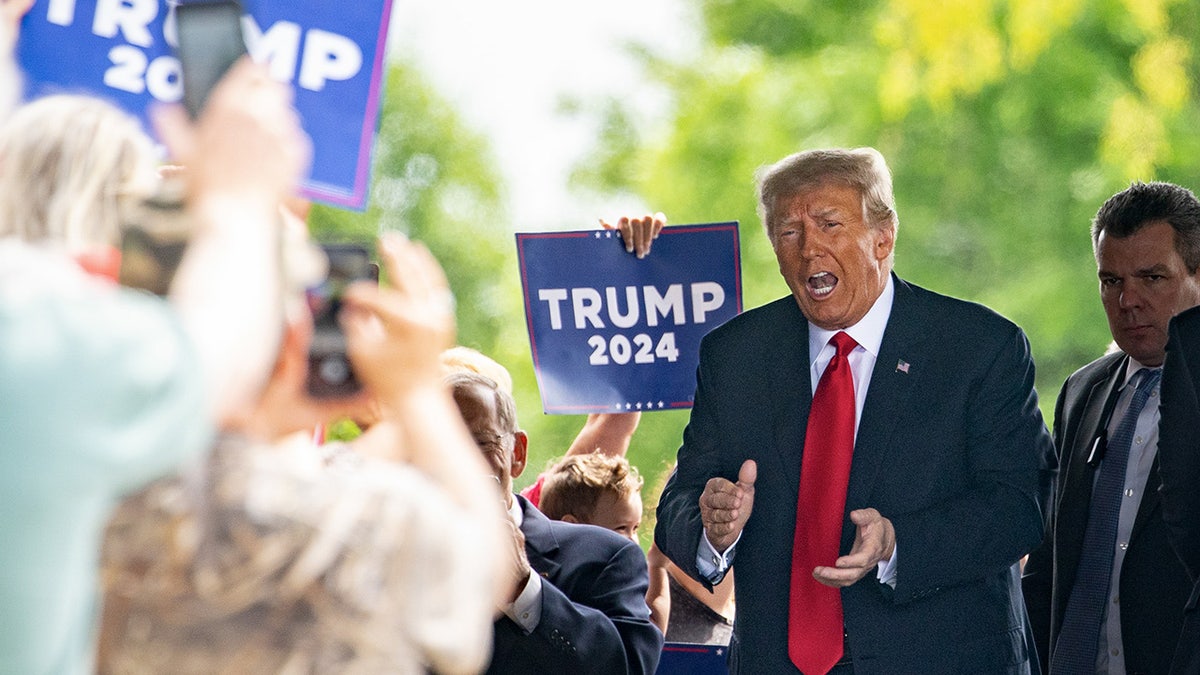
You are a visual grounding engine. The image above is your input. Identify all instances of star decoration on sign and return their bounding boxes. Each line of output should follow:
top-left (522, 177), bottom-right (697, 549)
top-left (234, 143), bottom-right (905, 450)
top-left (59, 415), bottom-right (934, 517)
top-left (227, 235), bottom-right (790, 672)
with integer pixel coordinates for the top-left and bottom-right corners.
top-left (613, 401), bottom-right (670, 410)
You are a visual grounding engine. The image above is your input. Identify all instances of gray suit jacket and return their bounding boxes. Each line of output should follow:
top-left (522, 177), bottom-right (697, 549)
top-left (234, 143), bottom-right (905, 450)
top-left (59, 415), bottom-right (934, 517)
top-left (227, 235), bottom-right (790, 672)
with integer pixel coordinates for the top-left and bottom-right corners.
top-left (1022, 349), bottom-right (1192, 675)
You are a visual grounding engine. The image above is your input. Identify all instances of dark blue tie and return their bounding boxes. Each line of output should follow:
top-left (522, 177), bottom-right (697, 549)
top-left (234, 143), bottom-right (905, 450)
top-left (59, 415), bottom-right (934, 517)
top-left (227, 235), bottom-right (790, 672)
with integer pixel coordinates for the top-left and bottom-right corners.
top-left (1051, 367), bottom-right (1161, 674)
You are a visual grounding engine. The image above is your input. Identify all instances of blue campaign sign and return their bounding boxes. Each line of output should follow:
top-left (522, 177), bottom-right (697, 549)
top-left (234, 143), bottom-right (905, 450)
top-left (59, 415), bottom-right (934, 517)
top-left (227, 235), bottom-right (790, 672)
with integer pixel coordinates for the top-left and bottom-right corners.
top-left (655, 643), bottom-right (729, 675)
top-left (17, 0), bottom-right (392, 210)
top-left (516, 223), bottom-right (742, 415)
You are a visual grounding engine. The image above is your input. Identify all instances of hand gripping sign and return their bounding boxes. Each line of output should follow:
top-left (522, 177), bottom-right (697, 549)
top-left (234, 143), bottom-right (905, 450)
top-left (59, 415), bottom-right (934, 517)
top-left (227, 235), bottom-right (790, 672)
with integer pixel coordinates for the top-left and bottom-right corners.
top-left (18, 0), bottom-right (393, 210)
top-left (516, 223), bottom-right (742, 414)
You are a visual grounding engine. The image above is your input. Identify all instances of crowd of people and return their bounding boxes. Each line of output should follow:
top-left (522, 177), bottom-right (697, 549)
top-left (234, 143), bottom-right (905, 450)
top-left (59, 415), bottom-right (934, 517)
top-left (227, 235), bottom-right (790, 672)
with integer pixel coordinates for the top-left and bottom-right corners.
top-left (1, 2), bottom-right (1198, 674)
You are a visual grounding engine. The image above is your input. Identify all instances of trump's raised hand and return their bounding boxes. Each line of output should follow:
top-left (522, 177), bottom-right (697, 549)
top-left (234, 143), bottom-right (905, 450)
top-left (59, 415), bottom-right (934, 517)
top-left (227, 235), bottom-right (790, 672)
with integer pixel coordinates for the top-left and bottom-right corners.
top-left (699, 459), bottom-right (756, 553)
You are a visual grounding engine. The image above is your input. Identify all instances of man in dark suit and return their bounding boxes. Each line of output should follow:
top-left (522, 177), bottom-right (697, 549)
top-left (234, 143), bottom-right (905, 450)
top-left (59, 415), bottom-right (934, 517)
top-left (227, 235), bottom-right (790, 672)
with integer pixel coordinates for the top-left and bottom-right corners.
top-left (1159, 305), bottom-right (1200, 675)
top-left (1022, 182), bottom-right (1200, 674)
top-left (655, 147), bottom-right (1053, 674)
top-left (448, 371), bottom-right (663, 675)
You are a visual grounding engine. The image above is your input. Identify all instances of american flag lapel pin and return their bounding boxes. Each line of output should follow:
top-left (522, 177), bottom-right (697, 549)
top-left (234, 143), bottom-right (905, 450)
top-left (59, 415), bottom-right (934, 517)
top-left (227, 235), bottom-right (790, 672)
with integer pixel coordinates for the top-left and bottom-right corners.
top-left (896, 359), bottom-right (910, 374)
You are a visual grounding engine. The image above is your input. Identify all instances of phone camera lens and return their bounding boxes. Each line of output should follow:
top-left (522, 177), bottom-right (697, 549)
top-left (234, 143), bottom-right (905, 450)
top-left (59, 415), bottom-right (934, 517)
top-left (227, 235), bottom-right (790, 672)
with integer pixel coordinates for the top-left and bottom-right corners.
top-left (319, 356), bottom-right (350, 384)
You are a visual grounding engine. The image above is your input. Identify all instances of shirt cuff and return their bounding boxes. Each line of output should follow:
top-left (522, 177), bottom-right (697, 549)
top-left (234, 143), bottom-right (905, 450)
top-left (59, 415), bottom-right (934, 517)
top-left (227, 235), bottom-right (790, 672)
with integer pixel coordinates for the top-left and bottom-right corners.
top-left (503, 571), bottom-right (543, 633)
top-left (876, 543), bottom-right (898, 589)
top-left (696, 531), bottom-right (741, 584)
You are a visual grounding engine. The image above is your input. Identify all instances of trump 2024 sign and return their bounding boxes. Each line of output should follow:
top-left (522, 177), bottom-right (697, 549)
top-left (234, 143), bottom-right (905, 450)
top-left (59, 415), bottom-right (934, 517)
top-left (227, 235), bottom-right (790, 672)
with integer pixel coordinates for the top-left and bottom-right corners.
top-left (17, 0), bottom-right (392, 210)
top-left (517, 223), bottom-right (742, 414)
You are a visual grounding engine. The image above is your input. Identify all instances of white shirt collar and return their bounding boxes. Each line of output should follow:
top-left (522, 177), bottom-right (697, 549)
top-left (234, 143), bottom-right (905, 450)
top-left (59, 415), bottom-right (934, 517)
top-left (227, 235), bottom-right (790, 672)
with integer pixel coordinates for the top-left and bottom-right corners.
top-left (508, 495), bottom-right (524, 527)
top-left (808, 274), bottom-right (895, 363)
top-left (1120, 356), bottom-right (1160, 389)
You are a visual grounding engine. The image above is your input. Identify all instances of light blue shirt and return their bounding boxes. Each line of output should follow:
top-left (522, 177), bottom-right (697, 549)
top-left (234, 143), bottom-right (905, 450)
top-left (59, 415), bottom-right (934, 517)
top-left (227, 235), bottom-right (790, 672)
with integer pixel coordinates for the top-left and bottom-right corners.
top-left (0, 244), bottom-right (211, 675)
top-left (697, 276), bottom-right (898, 585)
top-left (1094, 359), bottom-right (1162, 674)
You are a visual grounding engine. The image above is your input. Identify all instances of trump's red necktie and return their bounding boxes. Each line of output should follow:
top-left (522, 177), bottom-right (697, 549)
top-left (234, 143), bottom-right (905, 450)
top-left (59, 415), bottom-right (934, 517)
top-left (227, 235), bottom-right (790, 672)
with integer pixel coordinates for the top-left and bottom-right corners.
top-left (789, 331), bottom-right (858, 674)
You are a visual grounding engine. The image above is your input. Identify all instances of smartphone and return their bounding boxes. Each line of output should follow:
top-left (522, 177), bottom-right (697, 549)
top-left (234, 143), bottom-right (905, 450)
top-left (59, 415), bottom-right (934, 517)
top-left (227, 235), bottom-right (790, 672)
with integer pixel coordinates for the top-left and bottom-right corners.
top-left (174, 0), bottom-right (247, 118)
top-left (306, 244), bottom-right (378, 398)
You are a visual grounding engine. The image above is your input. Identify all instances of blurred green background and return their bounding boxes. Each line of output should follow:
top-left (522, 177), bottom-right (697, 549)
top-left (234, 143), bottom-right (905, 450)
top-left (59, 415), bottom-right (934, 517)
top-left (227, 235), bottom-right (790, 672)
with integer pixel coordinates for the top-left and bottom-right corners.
top-left (313, 0), bottom-right (1200, 549)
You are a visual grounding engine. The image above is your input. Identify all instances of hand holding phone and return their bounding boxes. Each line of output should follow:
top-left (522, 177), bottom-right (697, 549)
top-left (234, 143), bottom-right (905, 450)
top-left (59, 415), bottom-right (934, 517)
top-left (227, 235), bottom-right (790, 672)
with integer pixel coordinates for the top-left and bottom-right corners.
top-left (337, 235), bottom-right (458, 402)
top-left (306, 244), bottom-right (378, 398)
top-left (174, 0), bottom-right (247, 118)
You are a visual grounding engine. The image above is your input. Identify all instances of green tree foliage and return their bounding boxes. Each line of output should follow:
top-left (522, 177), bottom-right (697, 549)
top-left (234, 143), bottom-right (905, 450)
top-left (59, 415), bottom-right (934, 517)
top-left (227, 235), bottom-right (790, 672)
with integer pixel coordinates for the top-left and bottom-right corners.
top-left (578, 0), bottom-right (1200, 427)
top-left (308, 62), bottom-right (608, 490)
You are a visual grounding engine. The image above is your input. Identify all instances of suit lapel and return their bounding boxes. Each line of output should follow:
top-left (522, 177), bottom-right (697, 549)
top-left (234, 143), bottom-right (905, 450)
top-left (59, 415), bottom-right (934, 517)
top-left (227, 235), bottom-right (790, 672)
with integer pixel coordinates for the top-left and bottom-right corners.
top-left (1056, 355), bottom-right (1125, 581)
top-left (845, 276), bottom-right (925, 509)
top-left (517, 495), bottom-right (563, 581)
top-left (770, 299), bottom-right (812, 498)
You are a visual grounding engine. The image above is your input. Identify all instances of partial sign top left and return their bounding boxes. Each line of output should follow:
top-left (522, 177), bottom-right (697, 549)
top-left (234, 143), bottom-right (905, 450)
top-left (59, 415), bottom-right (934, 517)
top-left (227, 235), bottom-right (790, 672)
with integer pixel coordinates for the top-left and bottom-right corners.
top-left (18, 0), bottom-right (394, 210)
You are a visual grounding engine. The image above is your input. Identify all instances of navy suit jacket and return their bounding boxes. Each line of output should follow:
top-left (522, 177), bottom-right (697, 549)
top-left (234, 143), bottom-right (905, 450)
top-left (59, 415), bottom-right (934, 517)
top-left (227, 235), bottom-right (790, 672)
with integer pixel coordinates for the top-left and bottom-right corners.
top-left (656, 276), bottom-right (1052, 674)
top-left (487, 496), bottom-right (663, 674)
top-left (1161, 306), bottom-right (1200, 675)
top-left (1021, 350), bottom-right (1192, 675)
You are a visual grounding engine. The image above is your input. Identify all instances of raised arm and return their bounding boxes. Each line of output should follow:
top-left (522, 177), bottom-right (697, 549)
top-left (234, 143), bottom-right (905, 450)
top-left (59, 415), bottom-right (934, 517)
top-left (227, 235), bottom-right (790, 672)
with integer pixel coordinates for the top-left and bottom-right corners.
top-left (155, 58), bottom-right (311, 424)
top-left (341, 235), bottom-right (508, 672)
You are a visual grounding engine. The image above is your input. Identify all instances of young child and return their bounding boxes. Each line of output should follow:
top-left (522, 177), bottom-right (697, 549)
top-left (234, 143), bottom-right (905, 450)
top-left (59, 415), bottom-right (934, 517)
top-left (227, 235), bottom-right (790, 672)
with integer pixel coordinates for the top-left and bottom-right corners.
top-left (537, 452), bottom-right (644, 544)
